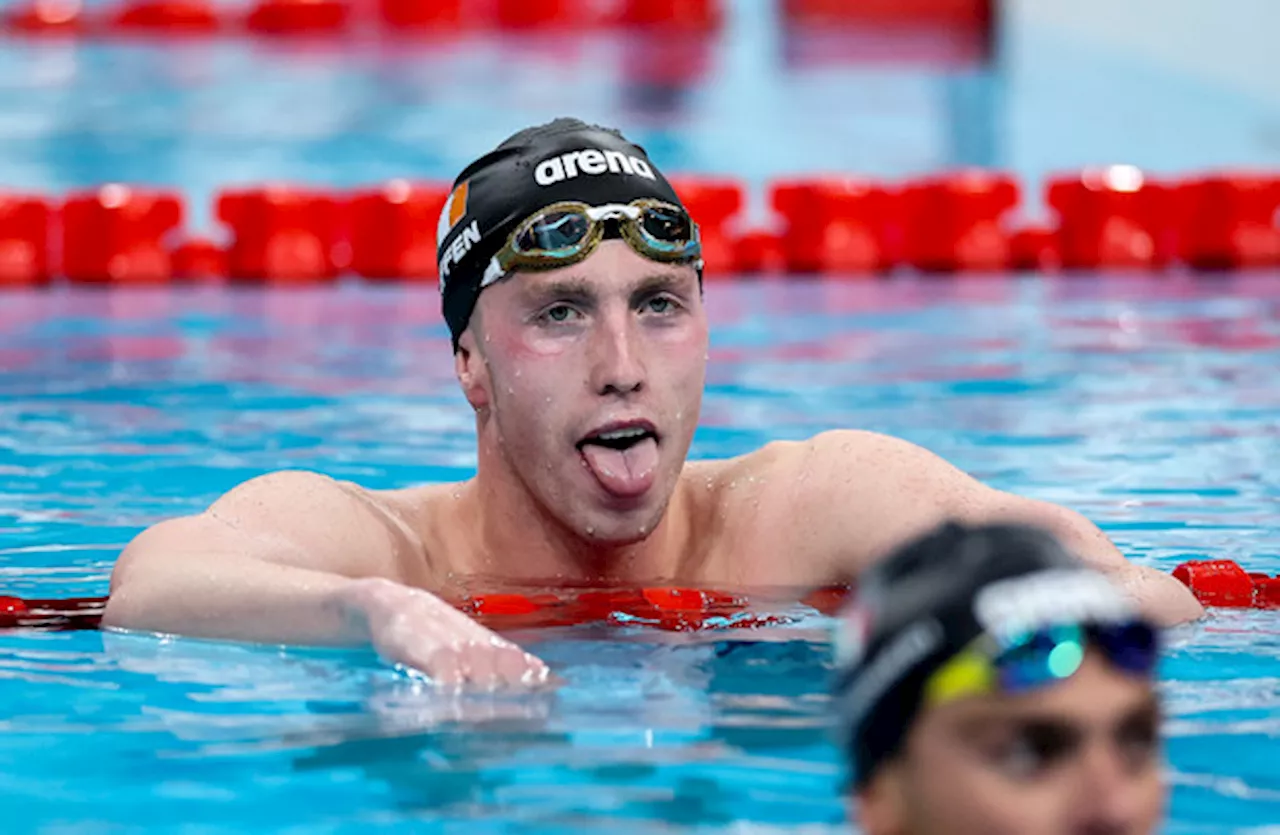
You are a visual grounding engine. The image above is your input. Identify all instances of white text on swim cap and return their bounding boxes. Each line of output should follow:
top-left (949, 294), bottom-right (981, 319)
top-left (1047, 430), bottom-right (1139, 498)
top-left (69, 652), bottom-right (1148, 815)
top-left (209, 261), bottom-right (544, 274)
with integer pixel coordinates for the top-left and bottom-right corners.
top-left (534, 149), bottom-right (656, 187)
top-left (439, 220), bottom-right (481, 284)
top-left (837, 619), bottom-right (943, 731)
top-left (974, 568), bottom-right (1136, 642)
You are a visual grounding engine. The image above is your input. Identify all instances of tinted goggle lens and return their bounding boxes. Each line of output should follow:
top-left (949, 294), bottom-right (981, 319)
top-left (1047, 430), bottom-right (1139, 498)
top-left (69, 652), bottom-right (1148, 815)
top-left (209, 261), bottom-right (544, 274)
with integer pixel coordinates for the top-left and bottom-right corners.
top-left (640, 205), bottom-right (693, 245)
top-left (514, 210), bottom-right (592, 254)
top-left (513, 203), bottom-right (696, 256)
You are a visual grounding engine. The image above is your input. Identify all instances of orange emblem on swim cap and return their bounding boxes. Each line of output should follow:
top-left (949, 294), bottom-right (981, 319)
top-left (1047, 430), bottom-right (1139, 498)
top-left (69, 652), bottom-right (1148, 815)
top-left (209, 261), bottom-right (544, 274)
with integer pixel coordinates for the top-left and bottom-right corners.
top-left (436, 179), bottom-right (470, 245)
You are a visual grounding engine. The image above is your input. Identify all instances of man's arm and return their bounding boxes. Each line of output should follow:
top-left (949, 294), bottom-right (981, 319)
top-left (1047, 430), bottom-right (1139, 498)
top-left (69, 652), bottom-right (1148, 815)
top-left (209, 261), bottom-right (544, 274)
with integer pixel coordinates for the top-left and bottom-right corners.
top-left (103, 470), bottom-right (549, 685)
top-left (802, 430), bottom-right (1204, 626)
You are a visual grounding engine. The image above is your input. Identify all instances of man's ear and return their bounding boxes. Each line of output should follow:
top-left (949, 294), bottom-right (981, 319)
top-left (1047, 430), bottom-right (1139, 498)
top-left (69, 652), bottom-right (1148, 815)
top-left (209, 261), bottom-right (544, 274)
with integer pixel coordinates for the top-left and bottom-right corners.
top-left (454, 328), bottom-right (491, 413)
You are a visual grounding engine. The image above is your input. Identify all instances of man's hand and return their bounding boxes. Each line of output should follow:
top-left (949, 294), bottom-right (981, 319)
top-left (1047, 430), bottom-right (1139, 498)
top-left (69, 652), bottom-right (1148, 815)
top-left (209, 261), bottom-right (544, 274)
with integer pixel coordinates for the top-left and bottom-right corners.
top-left (343, 578), bottom-right (551, 688)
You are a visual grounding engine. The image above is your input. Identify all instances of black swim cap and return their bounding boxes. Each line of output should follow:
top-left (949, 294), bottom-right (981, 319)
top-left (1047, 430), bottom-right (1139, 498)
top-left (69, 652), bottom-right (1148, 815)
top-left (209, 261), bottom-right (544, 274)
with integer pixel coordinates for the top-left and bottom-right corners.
top-left (435, 117), bottom-right (690, 351)
top-left (832, 521), bottom-right (1144, 788)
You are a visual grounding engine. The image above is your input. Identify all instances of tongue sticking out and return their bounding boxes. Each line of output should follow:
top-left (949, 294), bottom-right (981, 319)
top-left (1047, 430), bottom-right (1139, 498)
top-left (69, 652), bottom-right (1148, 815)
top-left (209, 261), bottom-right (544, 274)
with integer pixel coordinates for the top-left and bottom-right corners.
top-left (580, 437), bottom-right (659, 498)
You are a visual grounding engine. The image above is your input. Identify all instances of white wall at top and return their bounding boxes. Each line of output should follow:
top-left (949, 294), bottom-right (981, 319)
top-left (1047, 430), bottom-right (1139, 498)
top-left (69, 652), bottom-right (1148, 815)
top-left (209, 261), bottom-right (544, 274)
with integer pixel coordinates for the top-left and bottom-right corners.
top-left (1004, 0), bottom-right (1280, 105)
top-left (997, 0), bottom-right (1280, 214)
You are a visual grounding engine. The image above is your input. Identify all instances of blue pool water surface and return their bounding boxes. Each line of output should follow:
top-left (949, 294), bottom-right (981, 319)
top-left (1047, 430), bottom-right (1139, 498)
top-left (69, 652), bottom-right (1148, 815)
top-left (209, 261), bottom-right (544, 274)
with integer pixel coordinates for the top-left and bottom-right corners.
top-left (3, 278), bottom-right (1280, 833)
top-left (2, 2), bottom-right (1280, 831)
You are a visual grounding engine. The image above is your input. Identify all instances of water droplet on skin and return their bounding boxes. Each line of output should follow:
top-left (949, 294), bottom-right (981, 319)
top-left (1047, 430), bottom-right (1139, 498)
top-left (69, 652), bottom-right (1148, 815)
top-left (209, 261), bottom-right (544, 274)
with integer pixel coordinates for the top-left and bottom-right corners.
top-left (638, 525), bottom-right (648, 535)
top-left (586, 526), bottom-right (595, 536)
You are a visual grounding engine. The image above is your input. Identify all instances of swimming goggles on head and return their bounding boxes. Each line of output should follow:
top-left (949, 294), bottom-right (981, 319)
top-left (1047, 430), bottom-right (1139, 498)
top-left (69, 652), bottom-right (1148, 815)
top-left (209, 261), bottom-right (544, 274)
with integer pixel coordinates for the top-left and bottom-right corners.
top-left (924, 620), bottom-right (1158, 708)
top-left (481, 199), bottom-right (702, 288)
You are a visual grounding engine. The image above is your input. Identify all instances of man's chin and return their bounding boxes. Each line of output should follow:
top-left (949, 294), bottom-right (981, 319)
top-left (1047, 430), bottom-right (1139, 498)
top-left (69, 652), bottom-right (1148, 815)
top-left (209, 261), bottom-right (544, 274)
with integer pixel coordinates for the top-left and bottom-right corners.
top-left (571, 497), bottom-right (669, 547)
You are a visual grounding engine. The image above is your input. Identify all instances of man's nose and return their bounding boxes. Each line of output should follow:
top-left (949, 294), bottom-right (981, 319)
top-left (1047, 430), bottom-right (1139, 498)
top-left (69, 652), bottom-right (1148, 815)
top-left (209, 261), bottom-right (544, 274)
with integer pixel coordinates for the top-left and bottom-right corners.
top-left (1072, 743), bottom-right (1158, 835)
top-left (589, 310), bottom-right (645, 396)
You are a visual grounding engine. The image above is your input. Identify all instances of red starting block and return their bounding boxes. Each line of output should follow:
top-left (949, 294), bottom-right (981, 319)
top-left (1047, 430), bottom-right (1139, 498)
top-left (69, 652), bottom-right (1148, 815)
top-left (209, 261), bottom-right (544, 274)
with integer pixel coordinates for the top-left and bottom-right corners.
top-left (216, 186), bottom-right (345, 283)
top-left (245, 0), bottom-right (349, 34)
top-left (348, 180), bottom-right (450, 281)
top-left (1172, 559), bottom-right (1280, 608)
top-left (900, 170), bottom-right (1019, 272)
top-left (770, 177), bottom-right (896, 275)
top-left (3, 0), bottom-right (88, 33)
top-left (668, 177), bottom-right (743, 278)
top-left (1176, 173), bottom-right (1280, 270)
top-left (0, 195), bottom-right (53, 287)
top-left (105, 0), bottom-right (222, 33)
top-left (62, 186), bottom-right (184, 284)
top-left (1047, 166), bottom-right (1173, 270)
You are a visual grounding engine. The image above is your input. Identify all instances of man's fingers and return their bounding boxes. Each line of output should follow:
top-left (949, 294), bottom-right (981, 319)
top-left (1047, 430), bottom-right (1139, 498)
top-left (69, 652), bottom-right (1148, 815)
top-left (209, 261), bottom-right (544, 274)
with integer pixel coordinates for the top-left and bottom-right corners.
top-left (368, 585), bottom-right (554, 689)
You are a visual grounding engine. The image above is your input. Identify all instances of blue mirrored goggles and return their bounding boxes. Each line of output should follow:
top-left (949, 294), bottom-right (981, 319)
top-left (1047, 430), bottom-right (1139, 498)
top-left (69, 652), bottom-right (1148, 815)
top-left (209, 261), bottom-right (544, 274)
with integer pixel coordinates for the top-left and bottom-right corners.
top-left (925, 620), bottom-right (1159, 707)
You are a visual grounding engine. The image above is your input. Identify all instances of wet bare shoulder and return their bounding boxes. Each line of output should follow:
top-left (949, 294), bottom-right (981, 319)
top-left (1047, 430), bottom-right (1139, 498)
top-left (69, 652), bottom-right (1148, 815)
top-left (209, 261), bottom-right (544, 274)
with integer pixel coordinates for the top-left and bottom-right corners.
top-left (680, 441), bottom-right (834, 586)
top-left (367, 481), bottom-right (470, 586)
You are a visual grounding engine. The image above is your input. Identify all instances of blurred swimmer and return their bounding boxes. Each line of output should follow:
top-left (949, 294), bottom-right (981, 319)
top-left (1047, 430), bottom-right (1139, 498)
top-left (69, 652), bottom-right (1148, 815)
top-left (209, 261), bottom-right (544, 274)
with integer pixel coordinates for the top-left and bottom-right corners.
top-left (834, 521), bottom-right (1164, 835)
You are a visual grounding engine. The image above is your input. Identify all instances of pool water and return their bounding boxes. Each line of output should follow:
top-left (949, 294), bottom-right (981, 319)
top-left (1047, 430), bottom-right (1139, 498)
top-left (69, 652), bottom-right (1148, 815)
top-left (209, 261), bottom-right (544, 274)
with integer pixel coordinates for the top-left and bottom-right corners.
top-left (2, 1), bottom-right (1280, 831)
top-left (3, 277), bottom-right (1280, 833)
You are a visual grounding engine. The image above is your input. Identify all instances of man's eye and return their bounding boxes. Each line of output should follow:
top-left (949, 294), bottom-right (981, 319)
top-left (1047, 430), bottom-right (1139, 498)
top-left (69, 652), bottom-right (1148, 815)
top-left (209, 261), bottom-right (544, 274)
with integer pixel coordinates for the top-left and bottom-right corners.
top-left (644, 296), bottom-right (678, 314)
top-left (542, 305), bottom-right (579, 323)
top-left (988, 725), bottom-right (1077, 780)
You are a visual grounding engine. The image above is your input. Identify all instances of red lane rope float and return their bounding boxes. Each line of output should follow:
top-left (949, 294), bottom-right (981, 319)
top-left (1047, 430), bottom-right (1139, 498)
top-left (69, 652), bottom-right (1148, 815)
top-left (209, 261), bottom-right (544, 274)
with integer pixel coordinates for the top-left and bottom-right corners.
top-left (1177, 173), bottom-right (1280, 270)
top-left (377, 0), bottom-right (463, 31)
top-left (2, 0), bottom-right (88, 34)
top-left (0, 194), bottom-right (53, 287)
top-left (106, 0), bottom-right (223, 34)
top-left (0, 596), bottom-right (106, 631)
top-left (1, 0), bottom-right (725, 36)
top-left (217, 186), bottom-right (347, 283)
top-left (900, 169), bottom-right (1019, 273)
top-left (770, 176), bottom-right (897, 275)
top-left (2, 168), bottom-right (1280, 285)
top-left (349, 180), bottom-right (449, 282)
top-left (1047, 166), bottom-right (1176, 271)
top-left (0, 587), bottom-right (853, 634)
top-left (3, 563), bottom-right (1277, 637)
top-left (62, 185), bottom-right (185, 285)
top-left (1173, 560), bottom-right (1280, 609)
top-left (244, 0), bottom-right (350, 36)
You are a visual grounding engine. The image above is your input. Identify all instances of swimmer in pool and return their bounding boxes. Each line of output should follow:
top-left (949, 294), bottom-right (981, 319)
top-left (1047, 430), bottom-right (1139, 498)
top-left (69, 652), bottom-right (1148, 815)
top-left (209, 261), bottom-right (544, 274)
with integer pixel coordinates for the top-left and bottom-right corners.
top-left (101, 118), bottom-right (1203, 686)
top-left (833, 521), bottom-right (1164, 835)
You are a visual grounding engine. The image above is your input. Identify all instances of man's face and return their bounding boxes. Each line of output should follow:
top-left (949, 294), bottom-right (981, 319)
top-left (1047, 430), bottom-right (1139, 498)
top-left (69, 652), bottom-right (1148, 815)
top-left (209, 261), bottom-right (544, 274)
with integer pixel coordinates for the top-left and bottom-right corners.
top-left (459, 239), bottom-right (708, 544)
top-left (856, 650), bottom-right (1165, 835)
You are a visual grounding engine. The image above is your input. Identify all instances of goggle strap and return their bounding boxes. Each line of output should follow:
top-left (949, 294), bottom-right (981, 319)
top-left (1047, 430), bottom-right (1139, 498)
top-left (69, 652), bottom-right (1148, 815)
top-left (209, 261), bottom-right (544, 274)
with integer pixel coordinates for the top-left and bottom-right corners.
top-left (481, 256), bottom-right (506, 289)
